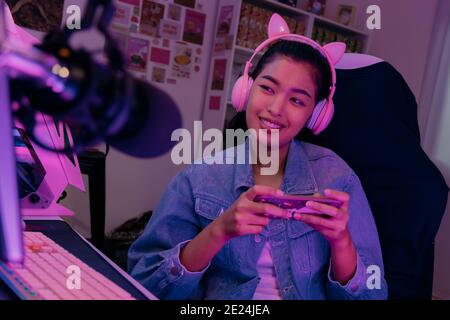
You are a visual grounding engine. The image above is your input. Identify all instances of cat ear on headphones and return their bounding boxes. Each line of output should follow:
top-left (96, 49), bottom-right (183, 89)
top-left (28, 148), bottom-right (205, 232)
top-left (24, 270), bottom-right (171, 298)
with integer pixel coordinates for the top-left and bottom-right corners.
top-left (323, 42), bottom-right (346, 65)
top-left (268, 13), bottom-right (346, 65)
top-left (268, 14), bottom-right (291, 38)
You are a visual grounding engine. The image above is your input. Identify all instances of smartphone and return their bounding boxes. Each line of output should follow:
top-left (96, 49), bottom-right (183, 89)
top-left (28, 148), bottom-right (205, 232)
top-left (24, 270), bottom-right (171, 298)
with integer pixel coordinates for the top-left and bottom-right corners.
top-left (254, 194), bottom-right (343, 218)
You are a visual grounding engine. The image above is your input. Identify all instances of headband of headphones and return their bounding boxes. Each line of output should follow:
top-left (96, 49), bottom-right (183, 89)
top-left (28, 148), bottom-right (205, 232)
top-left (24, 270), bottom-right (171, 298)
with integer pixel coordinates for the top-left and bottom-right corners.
top-left (244, 14), bottom-right (345, 87)
top-left (232, 14), bottom-right (346, 134)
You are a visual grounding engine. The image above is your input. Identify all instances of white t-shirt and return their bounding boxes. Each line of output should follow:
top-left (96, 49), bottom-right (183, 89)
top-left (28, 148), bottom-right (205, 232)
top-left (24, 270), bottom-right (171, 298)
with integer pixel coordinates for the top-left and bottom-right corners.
top-left (252, 241), bottom-right (282, 300)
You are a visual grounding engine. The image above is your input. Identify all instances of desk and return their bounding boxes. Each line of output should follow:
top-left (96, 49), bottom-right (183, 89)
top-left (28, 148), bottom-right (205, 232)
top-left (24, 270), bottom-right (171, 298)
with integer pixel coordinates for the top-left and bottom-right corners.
top-left (0, 217), bottom-right (157, 300)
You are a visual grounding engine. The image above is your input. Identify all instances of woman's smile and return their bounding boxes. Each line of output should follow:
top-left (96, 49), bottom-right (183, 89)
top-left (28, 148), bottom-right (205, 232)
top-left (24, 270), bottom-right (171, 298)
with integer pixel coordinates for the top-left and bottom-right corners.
top-left (258, 116), bottom-right (286, 130)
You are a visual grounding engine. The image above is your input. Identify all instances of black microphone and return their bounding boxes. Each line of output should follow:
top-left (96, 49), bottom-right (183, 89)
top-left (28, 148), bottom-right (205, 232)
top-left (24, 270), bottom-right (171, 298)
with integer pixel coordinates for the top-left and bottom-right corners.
top-left (6, 0), bottom-right (182, 158)
top-left (9, 45), bottom-right (182, 158)
top-left (107, 78), bottom-right (182, 158)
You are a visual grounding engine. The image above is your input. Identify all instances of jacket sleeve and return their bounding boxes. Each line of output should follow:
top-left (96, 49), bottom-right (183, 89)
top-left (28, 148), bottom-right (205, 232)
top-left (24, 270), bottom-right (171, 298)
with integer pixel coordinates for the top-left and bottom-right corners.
top-left (127, 167), bottom-right (209, 299)
top-left (326, 172), bottom-right (388, 300)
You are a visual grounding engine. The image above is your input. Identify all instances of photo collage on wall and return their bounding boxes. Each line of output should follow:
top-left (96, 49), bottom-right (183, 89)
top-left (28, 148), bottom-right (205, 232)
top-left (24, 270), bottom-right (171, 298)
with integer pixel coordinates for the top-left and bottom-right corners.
top-left (208, 4), bottom-right (235, 111)
top-left (214, 5), bottom-right (234, 54)
top-left (109, 0), bottom-right (207, 84)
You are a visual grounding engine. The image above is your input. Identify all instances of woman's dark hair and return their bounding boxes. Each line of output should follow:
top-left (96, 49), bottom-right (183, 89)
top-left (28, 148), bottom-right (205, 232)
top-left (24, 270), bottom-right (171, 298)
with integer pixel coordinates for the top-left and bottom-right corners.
top-left (227, 40), bottom-right (332, 140)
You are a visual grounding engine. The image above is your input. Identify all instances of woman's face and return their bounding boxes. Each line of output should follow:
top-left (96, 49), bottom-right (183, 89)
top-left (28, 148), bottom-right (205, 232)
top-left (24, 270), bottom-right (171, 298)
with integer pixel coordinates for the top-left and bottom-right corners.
top-left (246, 56), bottom-right (318, 150)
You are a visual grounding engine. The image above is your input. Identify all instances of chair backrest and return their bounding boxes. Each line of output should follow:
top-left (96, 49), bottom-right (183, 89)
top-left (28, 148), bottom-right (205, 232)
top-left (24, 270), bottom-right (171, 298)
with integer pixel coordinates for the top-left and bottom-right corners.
top-left (335, 53), bottom-right (384, 69)
top-left (300, 53), bottom-right (449, 299)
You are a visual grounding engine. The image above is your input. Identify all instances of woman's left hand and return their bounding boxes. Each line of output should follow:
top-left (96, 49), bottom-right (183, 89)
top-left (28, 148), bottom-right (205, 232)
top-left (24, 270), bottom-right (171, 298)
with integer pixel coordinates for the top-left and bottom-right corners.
top-left (294, 189), bottom-right (352, 248)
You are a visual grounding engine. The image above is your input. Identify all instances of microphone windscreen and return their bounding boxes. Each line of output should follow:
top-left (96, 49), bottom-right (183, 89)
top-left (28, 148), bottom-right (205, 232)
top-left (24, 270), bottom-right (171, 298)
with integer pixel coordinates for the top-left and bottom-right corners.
top-left (110, 80), bottom-right (182, 158)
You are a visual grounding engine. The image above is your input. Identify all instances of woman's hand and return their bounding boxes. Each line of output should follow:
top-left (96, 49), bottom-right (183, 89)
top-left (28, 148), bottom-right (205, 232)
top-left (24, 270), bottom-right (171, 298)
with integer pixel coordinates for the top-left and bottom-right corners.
top-left (294, 189), bottom-right (352, 247)
top-left (210, 185), bottom-right (288, 243)
top-left (294, 188), bottom-right (357, 284)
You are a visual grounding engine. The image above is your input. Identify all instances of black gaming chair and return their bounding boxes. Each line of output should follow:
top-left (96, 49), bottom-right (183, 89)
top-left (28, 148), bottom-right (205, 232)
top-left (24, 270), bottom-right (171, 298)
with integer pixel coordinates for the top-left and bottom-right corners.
top-left (300, 53), bottom-right (449, 300)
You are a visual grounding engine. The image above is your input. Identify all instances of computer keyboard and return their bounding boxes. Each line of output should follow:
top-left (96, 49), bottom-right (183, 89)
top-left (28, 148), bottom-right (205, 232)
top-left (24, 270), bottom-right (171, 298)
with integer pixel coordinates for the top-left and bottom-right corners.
top-left (0, 232), bottom-right (135, 300)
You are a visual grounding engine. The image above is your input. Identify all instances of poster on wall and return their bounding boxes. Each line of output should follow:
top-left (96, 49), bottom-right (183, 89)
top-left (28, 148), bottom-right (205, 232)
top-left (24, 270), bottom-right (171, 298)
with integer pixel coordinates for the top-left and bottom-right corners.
top-left (214, 38), bottom-right (225, 54)
top-left (172, 43), bottom-right (193, 79)
top-left (216, 5), bottom-right (234, 37)
top-left (168, 4), bottom-right (182, 21)
top-left (160, 20), bottom-right (181, 40)
top-left (152, 67), bottom-right (166, 83)
top-left (174, 0), bottom-right (196, 9)
top-left (150, 47), bottom-right (170, 65)
top-left (111, 2), bottom-right (132, 28)
top-left (126, 36), bottom-right (149, 72)
top-left (183, 9), bottom-right (206, 45)
top-left (211, 59), bottom-right (227, 91)
top-left (208, 96), bottom-right (221, 110)
top-left (139, 0), bottom-right (165, 37)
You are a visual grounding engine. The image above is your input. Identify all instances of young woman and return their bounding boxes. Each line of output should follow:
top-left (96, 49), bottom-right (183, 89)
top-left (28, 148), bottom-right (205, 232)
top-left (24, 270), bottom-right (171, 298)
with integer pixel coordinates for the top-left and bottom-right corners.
top-left (128, 17), bottom-right (387, 300)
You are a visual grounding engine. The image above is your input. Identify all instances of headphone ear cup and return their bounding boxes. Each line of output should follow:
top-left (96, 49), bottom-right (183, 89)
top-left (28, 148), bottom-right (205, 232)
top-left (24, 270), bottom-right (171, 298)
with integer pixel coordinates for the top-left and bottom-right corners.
top-left (306, 99), bottom-right (327, 130)
top-left (313, 100), bottom-right (334, 134)
top-left (306, 99), bottom-right (335, 135)
top-left (231, 76), bottom-right (254, 112)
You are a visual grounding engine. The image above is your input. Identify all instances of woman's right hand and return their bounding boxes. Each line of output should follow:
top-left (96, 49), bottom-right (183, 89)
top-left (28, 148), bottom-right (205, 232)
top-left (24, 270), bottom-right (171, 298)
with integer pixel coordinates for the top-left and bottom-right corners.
top-left (210, 185), bottom-right (288, 243)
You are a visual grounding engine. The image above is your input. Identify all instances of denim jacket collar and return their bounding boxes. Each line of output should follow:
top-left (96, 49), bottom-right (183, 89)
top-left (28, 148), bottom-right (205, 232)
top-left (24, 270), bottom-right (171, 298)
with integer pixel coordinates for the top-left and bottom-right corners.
top-left (233, 139), bottom-right (319, 195)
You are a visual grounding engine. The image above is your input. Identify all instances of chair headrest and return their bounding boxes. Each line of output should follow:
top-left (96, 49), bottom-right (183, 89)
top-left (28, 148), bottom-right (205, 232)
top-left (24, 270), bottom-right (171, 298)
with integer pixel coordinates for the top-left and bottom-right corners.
top-left (335, 53), bottom-right (384, 70)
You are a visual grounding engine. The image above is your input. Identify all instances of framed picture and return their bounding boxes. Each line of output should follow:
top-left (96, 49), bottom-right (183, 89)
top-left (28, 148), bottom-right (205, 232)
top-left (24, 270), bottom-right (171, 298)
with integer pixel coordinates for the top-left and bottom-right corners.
top-left (306, 0), bottom-right (326, 16)
top-left (139, 0), bottom-right (165, 37)
top-left (183, 9), bottom-right (206, 45)
top-left (336, 5), bottom-right (355, 26)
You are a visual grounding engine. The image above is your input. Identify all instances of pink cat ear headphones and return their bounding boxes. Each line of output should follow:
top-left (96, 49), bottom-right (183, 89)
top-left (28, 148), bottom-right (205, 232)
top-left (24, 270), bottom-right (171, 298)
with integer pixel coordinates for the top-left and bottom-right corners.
top-left (231, 14), bottom-right (346, 135)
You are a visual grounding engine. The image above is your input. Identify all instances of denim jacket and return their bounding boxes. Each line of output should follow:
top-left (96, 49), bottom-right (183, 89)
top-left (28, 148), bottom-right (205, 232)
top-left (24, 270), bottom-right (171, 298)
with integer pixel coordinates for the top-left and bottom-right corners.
top-left (128, 139), bottom-right (388, 300)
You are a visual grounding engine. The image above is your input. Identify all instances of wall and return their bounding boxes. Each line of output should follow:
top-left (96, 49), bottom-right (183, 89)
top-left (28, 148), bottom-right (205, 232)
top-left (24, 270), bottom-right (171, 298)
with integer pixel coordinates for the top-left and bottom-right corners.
top-left (362, 0), bottom-right (438, 108)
